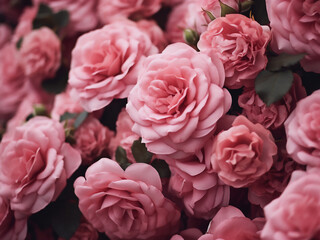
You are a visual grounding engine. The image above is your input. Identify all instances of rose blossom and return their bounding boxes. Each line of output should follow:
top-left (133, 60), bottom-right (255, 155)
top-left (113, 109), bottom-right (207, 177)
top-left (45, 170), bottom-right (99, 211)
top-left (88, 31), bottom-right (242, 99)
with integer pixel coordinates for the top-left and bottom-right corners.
top-left (0, 44), bottom-right (28, 122)
top-left (198, 14), bottom-right (271, 89)
top-left (261, 170), bottom-right (320, 240)
top-left (74, 158), bottom-right (180, 240)
top-left (0, 196), bottom-right (28, 240)
top-left (33, 0), bottom-right (99, 35)
top-left (126, 43), bottom-right (231, 159)
top-left (205, 115), bottom-right (277, 188)
top-left (0, 116), bottom-right (81, 215)
top-left (285, 89), bottom-right (320, 168)
top-left (109, 108), bottom-right (140, 163)
top-left (238, 73), bottom-right (306, 130)
top-left (170, 228), bottom-right (203, 240)
top-left (0, 24), bottom-right (11, 49)
top-left (68, 20), bottom-right (158, 112)
top-left (266, 0), bottom-right (320, 73)
top-left (169, 160), bottom-right (230, 220)
top-left (20, 27), bottom-right (61, 84)
top-left (98, 0), bottom-right (161, 25)
top-left (74, 116), bottom-right (114, 165)
top-left (198, 206), bottom-right (260, 240)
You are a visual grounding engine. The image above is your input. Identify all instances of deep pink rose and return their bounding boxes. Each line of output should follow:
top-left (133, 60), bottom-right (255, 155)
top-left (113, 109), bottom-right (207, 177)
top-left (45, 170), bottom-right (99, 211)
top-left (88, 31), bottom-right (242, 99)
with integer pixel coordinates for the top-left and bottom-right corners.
top-left (0, 196), bottom-right (28, 240)
top-left (0, 116), bottom-right (81, 215)
top-left (0, 24), bottom-right (11, 49)
top-left (205, 115), bottom-right (277, 188)
top-left (20, 27), bottom-right (61, 84)
top-left (33, 0), bottom-right (99, 35)
top-left (74, 116), bottom-right (114, 165)
top-left (126, 43), bottom-right (231, 159)
top-left (238, 74), bottom-right (306, 130)
top-left (109, 108), bottom-right (140, 163)
top-left (198, 14), bottom-right (271, 89)
top-left (199, 206), bottom-right (260, 240)
top-left (261, 170), bottom-right (320, 240)
top-left (170, 228), bottom-right (203, 240)
top-left (74, 158), bottom-right (181, 240)
top-left (285, 89), bottom-right (320, 168)
top-left (0, 44), bottom-right (28, 122)
top-left (169, 160), bottom-right (230, 220)
top-left (68, 20), bottom-right (158, 112)
top-left (98, 0), bottom-right (161, 24)
top-left (266, 0), bottom-right (320, 73)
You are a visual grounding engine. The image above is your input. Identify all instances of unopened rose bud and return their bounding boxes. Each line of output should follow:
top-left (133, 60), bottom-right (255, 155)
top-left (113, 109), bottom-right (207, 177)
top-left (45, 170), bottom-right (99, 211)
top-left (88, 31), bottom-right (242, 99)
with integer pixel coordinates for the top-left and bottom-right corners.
top-left (183, 28), bottom-right (199, 47)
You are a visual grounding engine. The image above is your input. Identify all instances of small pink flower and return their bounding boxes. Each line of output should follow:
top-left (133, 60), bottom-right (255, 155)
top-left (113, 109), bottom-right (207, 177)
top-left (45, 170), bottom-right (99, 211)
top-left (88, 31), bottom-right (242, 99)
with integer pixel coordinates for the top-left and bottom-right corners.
top-left (285, 89), bottom-right (320, 168)
top-left (170, 228), bottom-right (203, 240)
top-left (0, 116), bottom-right (81, 215)
top-left (126, 43), bottom-right (231, 159)
top-left (68, 20), bottom-right (158, 112)
top-left (266, 0), bottom-right (320, 73)
top-left (261, 170), bottom-right (320, 240)
top-left (74, 116), bottom-right (114, 165)
top-left (198, 14), bottom-right (271, 89)
top-left (20, 27), bottom-right (61, 84)
top-left (205, 115), bottom-right (277, 188)
top-left (98, 0), bottom-right (161, 24)
top-left (238, 74), bottom-right (306, 130)
top-left (74, 158), bottom-right (181, 240)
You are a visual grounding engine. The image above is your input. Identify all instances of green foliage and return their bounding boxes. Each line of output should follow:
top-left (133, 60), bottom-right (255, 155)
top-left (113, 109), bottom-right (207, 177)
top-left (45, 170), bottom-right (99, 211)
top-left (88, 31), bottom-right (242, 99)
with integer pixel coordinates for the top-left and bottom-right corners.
top-left (183, 29), bottom-right (199, 49)
top-left (151, 159), bottom-right (171, 179)
top-left (240, 0), bottom-right (254, 12)
top-left (131, 138), bottom-right (153, 164)
top-left (41, 65), bottom-right (69, 94)
top-left (115, 146), bottom-right (131, 170)
top-left (220, 0), bottom-right (237, 17)
top-left (266, 53), bottom-right (305, 72)
top-left (251, 0), bottom-right (269, 24)
top-left (202, 8), bottom-right (215, 21)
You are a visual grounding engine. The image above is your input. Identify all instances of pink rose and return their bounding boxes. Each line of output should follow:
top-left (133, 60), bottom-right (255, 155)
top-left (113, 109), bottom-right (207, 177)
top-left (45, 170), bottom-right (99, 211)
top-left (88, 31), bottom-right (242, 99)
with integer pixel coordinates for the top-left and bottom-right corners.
top-left (0, 44), bottom-right (28, 122)
top-left (74, 116), bottom-right (114, 165)
top-left (266, 0), bottom-right (320, 73)
top-left (98, 0), bottom-right (161, 25)
top-left (0, 116), bottom-right (81, 215)
top-left (285, 89), bottom-right (320, 168)
top-left (68, 20), bottom-right (158, 112)
top-left (198, 14), bottom-right (271, 89)
top-left (162, 0), bottom-right (184, 6)
top-left (238, 74), bottom-right (306, 130)
top-left (33, 0), bottom-right (99, 35)
top-left (20, 27), bottom-right (61, 84)
top-left (261, 170), bottom-right (320, 240)
top-left (0, 24), bottom-right (11, 49)
top-left (170, 228), bottom-right (203, 240)
top-left (109, 108), bottom-right (140, 163)
top-left (0, 196), bottom-right (28, 240)
top-left (205, 115), bottom-right (277, 188)
top-left (199, 206), bottom-right (260, 240)
top-left (74, 158), bottom-right (181, 240)
top-left (126, 43), bottom-right (231, 159)
top-left (169, 160), bottom-right (230, 220)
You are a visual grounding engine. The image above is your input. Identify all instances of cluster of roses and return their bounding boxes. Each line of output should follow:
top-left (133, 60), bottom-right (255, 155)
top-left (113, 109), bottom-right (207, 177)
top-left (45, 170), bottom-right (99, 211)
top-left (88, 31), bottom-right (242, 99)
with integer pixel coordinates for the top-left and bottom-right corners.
top-left (0, 0), bottom-right (319, 239)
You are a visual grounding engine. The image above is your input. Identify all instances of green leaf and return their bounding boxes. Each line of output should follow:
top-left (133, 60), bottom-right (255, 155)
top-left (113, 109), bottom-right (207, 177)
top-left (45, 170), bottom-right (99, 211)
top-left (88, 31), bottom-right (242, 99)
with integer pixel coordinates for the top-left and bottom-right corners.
top-left (151, 159), bottom-right (171, 179)
top-left (51, 201), bottom-right (81, 239)
top-left (37, 3), bottom-right (54, 16)
top-left (54, 10), bottom-right (69, 28)
top-left (220, 0), bottom-right (237, 17)
top-left (240, 0), bottom-right (254, 12)
top-left (202, 8), bottom-right (215, 21)
top-left (60, 112), bottom-right (78, 122)
top-left (267, 53), bottom-right (305, 72)
top-left (16, 37), bottom-right (23, 50)
top-left (74, 111), bottom-right (88, 128)
top-left (183, 28), bottom-right (199, 47)
top-left (131, 138), bottom-right (153, 164)
top-left (33, 104), bottom-right (49, 117)
top-left (41, 65), bottom-right (68, 94)
top-left (116, 146), bottom-right (131, 170)
top-left (251, 0), bottom-right (269, 25)
top-left (255, 70), bottom-right (294, 106)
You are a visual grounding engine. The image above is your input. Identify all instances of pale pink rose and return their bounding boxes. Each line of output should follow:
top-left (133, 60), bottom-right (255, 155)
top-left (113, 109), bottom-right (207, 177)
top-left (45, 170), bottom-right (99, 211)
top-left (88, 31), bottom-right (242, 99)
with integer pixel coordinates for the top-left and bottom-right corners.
top-left (74, 116), bottom-right (114, 165)
top-left (20, 27), bottom-right (61, 84)
top-left (126, 43), bottom-right (231, 159)
top-left (261, 170), bottom-right (320, 240)
top-left (0, 24), bottom-right (12, 49)
top-left (198, 14), bottom-right (271, 89)
top-left (266, 0), bottom-right (320, 73)
top-left (0, 44), bottom-right (28, 122)
top-left (98, 0), bottom-right (161, 24)
top-left (238, 74), bottom-right (307, 130)
top-left (0, 196), bottom-right (28, 240)
top-left (170, 228), bottom-right (203, 240)
top-left (109, 108), bottom-right (140, 163)
top-left (68, 20), bottom-right (158, 112)
top-left (33, 0), bottom-right (99, 35)
top-left (206, 115), bottom-right (277, 188)
top-left (169, 160), bottom-right (229, 219)
top-left (285, 89), bottom-right (320, 168)
top-left (0, 116), bottom-right (81, 215)
top-left (199, 206), bottom-right (260, 240)
top-left (74, 158), bottom-right (181, 240)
